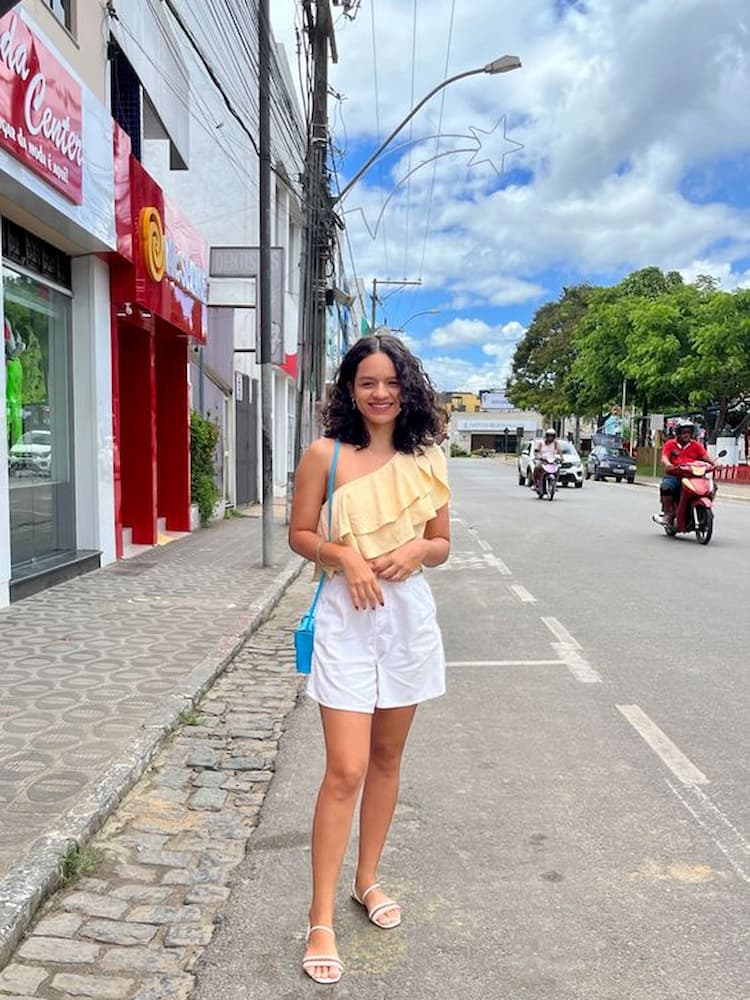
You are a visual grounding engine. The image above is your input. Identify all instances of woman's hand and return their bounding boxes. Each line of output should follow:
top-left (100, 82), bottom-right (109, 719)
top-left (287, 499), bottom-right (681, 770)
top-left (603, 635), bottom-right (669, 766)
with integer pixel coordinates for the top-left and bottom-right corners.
top-left (371, 539), bottom-right (426, 582)
top-left (340, 550), bottom-right (384, 610)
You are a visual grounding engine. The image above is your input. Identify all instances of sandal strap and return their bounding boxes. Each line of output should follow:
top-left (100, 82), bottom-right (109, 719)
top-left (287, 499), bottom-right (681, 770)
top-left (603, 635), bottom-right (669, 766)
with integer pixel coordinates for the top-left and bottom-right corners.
top-left (359, 882), bottom-right (380, 904)
top-left (306, 924), bottom-right (336, 941)
top-left (367, 899), bottom-right (400, 923)
top-left (302, 956), bottom-right (342, 969)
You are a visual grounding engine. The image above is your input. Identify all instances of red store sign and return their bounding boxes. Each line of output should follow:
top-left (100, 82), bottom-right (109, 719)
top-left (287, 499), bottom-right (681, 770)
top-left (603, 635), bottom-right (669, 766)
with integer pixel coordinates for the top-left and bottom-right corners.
top-left (0, 12), bottom-right (83, 204)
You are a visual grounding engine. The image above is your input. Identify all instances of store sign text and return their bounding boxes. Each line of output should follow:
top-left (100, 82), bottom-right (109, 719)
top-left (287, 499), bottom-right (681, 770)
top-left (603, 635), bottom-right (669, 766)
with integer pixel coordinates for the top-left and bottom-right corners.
top-left (0, 13), bottom-right (83, 203)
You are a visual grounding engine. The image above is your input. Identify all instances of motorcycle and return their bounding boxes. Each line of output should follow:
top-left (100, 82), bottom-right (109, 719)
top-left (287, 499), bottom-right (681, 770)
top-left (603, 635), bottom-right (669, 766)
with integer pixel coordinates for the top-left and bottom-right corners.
top-left (655, 459), bottom-right (722, 545)
top-left (536, 458), bottom-right (561, 501)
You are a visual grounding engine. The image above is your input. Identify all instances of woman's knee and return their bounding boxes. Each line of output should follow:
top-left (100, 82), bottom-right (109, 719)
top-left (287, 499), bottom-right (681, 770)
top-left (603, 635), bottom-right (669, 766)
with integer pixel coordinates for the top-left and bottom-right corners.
top-left (369, 740), bottom-right (404, 776)
top-left (322, 760), bottom-right (368, 799)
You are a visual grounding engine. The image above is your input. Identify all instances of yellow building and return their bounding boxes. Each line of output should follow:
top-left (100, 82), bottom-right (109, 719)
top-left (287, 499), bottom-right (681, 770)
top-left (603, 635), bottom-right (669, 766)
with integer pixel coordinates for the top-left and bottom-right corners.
top-left (444, 392), bottom-right (481, 414)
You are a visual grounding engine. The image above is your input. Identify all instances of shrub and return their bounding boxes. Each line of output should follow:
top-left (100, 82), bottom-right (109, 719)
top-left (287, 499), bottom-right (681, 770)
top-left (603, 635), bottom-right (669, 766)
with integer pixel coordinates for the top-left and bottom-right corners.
top-left (190, 410), bottom-right (220, 525)
top-left (450, 443), bottom-right (469, 457)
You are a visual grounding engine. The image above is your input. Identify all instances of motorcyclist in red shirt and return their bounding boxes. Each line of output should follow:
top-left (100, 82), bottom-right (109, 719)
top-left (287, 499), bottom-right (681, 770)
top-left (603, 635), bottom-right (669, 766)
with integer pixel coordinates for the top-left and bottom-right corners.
top-left (654, 418), bottom-right (716, 525)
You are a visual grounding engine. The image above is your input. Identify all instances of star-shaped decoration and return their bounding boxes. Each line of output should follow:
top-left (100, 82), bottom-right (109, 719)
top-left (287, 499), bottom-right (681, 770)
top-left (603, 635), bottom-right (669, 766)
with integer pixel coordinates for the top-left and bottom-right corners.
top-left (466, 115), bottom-right (525, 177)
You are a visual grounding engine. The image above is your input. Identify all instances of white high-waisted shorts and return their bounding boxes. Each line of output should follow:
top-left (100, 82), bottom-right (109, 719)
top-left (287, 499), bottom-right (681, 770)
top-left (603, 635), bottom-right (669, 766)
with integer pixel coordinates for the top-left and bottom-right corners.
top-left (307, 572), bottom-right (446, 714)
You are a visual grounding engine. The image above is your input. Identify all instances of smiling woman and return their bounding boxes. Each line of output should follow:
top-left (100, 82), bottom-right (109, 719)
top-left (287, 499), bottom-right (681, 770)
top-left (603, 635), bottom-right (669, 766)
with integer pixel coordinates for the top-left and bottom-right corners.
top-left (288, 333), bottom-right (451, 985)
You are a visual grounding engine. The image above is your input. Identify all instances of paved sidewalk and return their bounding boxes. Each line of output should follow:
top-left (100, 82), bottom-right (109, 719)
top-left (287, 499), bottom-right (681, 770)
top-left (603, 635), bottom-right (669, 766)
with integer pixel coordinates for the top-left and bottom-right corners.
top-left (0, 512), bottom-right (304, 966)
top-left (0, 577), bottom-right (311, 999)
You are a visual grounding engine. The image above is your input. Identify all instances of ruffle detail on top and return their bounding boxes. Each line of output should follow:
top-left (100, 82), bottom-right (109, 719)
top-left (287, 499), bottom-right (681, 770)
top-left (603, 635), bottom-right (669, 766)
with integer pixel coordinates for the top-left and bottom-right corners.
top-left (319, 443), bottom-right (450, 562)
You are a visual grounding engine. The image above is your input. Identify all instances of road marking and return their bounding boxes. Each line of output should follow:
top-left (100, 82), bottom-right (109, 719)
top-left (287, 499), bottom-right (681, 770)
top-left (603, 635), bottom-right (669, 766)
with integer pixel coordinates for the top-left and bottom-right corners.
top-left (509, 584), bottom-right (536, 603)
top-left (541, 617), bottom-right (582, 649)
top-left (666, 780), bottom-right (750, 883)
top-left (447, 659), bottom-right (563, 667)
top-left (617, 705), bottom-right (708, 786)
top-left (552, 644), bottom-right (602, 683)
top-left (485, 553), bottom-right (512, 575)
top-left (477, 537), bottom-right (492, 552)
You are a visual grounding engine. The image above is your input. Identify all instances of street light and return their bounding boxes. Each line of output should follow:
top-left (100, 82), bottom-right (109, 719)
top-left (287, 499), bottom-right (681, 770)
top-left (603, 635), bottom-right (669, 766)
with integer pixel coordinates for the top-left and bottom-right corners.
top-left (334, 54), bottom-right (522, 205)
top-left (391, 308), bottom-right (441, 332)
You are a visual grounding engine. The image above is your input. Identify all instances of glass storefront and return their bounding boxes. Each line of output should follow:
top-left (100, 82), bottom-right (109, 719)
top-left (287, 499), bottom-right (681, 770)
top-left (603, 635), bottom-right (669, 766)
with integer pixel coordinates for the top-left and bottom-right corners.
top-left (4, 266), bottom-right (75, 573)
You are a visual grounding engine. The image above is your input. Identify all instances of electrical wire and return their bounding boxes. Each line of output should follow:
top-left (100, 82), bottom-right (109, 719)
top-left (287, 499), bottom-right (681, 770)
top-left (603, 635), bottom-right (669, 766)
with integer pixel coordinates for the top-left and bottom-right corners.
top-left (369, 0), bottom-right (390, 292)
top-left (419, 0), bottom-right (456, 282)
top-left (403, 0), bottom-right (418, 285)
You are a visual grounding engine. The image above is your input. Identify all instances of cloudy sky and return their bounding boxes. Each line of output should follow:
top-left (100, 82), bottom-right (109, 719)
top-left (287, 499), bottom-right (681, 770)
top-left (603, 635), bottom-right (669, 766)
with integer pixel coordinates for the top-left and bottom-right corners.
top-left (272, 0), bottom-right (750, 391)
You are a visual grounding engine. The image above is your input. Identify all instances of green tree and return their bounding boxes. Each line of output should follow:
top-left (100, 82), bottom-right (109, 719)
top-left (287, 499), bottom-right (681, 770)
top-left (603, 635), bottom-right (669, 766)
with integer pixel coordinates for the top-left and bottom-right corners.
top-left (506, 285), bottom-right (593, 417)
top-left (566, 289), bottom-right (629, 418)
top-left (675, 289), bottom-right (750, 438)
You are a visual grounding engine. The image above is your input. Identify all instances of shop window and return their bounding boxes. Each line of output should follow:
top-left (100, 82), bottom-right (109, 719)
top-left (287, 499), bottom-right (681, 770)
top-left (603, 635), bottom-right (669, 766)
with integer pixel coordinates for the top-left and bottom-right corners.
top-left (46, 0), bottom-right (73, 32)
top-left (4, 267), bottom-right (75, 571)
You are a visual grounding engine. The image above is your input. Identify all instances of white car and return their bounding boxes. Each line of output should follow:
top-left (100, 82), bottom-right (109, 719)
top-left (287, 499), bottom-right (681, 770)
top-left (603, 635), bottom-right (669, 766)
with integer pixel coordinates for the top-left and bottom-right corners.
top-left (9, 429), bottom-right (52, 476)
top-left (518, 440), bottom-right (584, 488)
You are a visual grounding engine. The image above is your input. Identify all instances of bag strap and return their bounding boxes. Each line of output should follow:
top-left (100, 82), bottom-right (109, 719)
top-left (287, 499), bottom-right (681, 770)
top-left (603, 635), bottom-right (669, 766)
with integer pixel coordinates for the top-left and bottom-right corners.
top-left (308, 439), bottom-right (341, 616)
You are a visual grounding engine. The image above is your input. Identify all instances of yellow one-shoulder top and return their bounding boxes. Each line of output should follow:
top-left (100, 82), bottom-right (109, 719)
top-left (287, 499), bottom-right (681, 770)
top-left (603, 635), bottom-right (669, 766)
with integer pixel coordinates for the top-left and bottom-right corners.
top-left (317, 443), bottom-right (450, 566)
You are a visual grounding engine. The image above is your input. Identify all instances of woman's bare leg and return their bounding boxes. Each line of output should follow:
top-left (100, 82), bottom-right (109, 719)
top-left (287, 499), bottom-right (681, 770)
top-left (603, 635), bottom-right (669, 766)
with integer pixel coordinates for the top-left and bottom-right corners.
top-left (305, 706), bottom-right (372, 980)
top-left (355, 705), bottom-right (417, 924)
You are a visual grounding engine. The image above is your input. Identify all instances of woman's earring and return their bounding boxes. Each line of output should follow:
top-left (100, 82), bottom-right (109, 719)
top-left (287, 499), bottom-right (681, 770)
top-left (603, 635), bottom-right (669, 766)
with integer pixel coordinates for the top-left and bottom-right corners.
top-left (351, 397), bottom-right (357, 410)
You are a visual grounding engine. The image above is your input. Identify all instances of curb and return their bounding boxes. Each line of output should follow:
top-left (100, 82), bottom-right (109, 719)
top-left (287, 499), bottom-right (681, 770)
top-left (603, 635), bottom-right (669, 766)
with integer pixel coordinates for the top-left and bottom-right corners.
top-left (0, 554), bottom-right (306, 969)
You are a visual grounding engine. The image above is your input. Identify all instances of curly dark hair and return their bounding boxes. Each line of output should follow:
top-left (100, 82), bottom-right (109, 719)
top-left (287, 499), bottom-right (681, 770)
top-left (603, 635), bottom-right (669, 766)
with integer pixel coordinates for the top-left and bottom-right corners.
top-left (322, 334), bottom-right (445, 452)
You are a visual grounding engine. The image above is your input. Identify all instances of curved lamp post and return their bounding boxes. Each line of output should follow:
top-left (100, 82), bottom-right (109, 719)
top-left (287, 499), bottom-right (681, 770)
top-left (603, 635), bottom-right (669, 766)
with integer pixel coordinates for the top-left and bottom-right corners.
top-left (391, 308), bottom-right (441, 332)
top-left (334, 55), bottom-right (522, 205)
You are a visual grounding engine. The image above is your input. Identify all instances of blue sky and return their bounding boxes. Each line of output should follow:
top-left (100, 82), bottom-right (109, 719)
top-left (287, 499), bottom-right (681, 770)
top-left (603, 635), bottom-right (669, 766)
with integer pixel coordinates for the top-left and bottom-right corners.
top-left (272, 0), bottom-right (750, 391)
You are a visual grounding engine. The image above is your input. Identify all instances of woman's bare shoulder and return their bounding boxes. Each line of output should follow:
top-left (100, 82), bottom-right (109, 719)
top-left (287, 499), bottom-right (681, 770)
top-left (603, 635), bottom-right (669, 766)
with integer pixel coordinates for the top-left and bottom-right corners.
top-left (299, 437), bottom-right (336, 474)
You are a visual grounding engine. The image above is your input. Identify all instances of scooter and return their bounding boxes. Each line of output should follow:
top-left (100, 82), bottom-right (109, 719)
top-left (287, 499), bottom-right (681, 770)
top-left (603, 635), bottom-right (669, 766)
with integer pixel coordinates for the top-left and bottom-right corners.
top-left (536, 458), bottom-right (561, 501)
top-left (656, 461), bottom-right (719, 544)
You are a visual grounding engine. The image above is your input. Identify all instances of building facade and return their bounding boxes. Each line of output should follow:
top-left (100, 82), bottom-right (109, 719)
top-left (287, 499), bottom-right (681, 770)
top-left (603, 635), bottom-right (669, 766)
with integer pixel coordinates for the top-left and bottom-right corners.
top-left (0, 2), bottom-right (116, 604)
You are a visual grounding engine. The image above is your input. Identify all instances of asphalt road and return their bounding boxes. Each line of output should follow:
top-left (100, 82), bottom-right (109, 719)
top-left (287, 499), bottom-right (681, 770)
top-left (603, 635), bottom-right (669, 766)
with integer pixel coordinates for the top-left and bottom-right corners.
top-left (193, 459), bottom-right (750, 1000)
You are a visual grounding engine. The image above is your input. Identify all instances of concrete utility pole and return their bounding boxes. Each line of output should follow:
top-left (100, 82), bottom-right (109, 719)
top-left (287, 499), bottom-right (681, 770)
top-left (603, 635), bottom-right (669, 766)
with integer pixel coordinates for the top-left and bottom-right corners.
top-left (294, 1), bottom-right (337, 468)
top-left (370, 278), bottom-right (422, 331)
top-left (259, 0), bottom-right (273, 565)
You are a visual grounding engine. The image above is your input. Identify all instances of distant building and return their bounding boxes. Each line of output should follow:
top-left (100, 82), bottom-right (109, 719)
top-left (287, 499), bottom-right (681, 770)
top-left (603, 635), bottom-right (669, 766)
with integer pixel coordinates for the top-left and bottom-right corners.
top-left (449, 407), bottom-right (543, 454)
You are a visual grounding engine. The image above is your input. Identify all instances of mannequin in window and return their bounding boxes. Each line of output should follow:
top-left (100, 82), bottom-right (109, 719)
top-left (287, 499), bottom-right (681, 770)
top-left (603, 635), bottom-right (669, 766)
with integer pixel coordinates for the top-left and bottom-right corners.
top-left (5, 318), bottom-right (25, 447)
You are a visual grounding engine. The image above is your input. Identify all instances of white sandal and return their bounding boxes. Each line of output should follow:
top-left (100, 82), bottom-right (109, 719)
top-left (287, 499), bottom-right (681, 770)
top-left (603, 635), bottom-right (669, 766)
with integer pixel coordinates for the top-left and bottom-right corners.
top-left (302, 925), bottom-right (343, 985)
top-left (351, 881), bottom-right (402, 929)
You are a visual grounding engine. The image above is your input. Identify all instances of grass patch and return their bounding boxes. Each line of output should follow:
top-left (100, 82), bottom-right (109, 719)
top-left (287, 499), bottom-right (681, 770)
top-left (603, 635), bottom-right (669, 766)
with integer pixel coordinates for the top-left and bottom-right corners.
top-left (178, 708), bottom-right (205, 727)
top-left (59, 842), bottom-right (105, 885)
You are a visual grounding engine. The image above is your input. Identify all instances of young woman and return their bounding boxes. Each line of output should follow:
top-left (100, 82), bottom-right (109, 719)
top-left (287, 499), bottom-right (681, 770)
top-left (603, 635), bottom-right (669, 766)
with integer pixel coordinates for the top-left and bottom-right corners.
top-left (289, 334), bottom-right (451, 985)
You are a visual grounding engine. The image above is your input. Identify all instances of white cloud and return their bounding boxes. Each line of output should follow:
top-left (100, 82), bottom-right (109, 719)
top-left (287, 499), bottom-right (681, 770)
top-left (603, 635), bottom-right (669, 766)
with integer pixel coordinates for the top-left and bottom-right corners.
top-left (429, 318), bottom-right (525, 348)
top-left (318, 0), bottom-right (750, 308)
top-left (421, 354), bottom-right (514, 393)
top-left (274, 0), bottom-right (750, 400)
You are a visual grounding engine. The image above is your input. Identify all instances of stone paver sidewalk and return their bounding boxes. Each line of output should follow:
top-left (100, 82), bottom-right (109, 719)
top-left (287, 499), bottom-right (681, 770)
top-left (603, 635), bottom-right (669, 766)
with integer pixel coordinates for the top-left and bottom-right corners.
top-left (0, 512), bottom-right (304, 966)
top-left (0, 578), bottom-right (310, 999)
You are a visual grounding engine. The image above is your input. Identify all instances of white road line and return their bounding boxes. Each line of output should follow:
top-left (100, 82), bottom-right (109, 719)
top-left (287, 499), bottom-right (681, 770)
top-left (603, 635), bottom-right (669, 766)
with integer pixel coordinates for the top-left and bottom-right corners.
top-left (541, 616), bottom-right (582, 649)
top-left (447, 659), bottom-right (562, 667)
top-left (617, 705), bottom-right (709, 786)
top-left (666, 779), bottom-right (750, 883)
top-left (509, 584), bottom-right (536, 603)
top-left (552, 644), bottom-right (602, 683)
top-left (485, 553), bottom-right (512, 575)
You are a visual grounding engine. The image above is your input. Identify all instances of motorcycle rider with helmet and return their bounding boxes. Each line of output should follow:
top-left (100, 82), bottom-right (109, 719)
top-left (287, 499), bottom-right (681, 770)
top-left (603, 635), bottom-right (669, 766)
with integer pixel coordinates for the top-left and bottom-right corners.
top-left (533, 427), bottom-right (563, 493)
top-left (654, 418), bottom-right (716, 525)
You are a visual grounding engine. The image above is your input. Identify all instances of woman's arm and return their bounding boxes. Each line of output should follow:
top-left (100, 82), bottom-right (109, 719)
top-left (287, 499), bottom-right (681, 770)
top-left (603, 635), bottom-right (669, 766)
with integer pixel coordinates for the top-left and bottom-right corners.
top-left (288, 440), bottom-right (383, 610)
top-left (371, 504), bottom-right (450, 581)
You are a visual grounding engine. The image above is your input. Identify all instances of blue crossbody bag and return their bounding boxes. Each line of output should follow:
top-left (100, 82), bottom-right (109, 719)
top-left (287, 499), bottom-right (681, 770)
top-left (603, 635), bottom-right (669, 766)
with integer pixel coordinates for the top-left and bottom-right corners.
top-left (294, 440), bottom-right (341, 674)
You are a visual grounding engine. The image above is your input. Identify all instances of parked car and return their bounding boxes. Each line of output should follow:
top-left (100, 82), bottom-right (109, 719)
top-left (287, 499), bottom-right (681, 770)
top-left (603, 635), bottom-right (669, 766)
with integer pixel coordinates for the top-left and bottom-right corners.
top-left (585, 445), bottom-right (637, 483)
top-left (9, 429), bottom-right (52, 476)
top-left (518, 440), bottom-right (584, 488)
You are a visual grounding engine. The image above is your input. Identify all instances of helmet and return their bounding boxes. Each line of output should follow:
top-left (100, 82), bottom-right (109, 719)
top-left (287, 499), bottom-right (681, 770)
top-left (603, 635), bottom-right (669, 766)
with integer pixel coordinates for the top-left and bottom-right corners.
top-left (674, 418), bottom-right (695, 436)
top-left (544, 427), bottom-right (556, 439)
